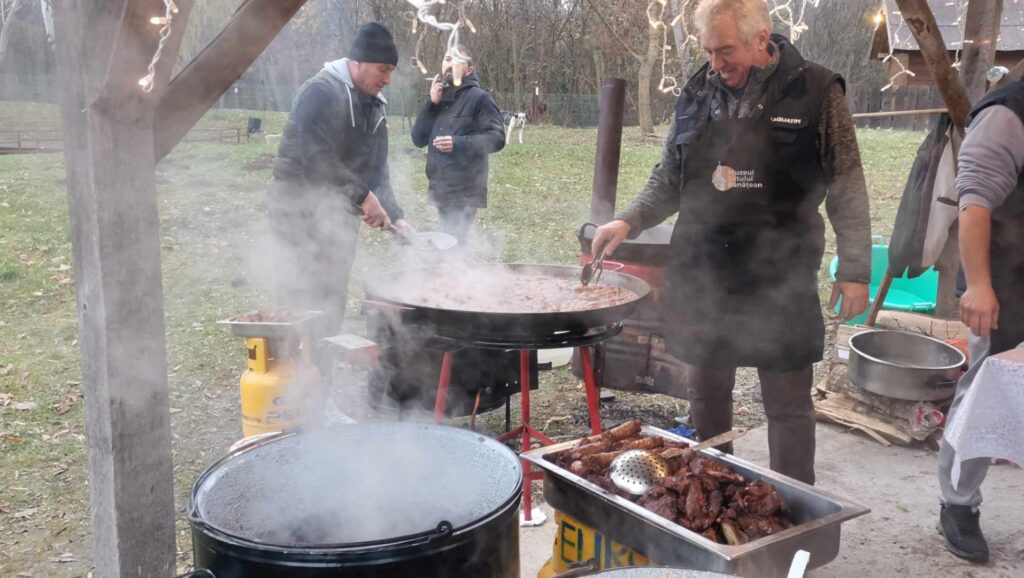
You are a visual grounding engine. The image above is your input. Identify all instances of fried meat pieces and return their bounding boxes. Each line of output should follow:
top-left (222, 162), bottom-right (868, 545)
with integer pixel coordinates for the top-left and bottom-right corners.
top-left (552, 420), bottom-right (794, 545)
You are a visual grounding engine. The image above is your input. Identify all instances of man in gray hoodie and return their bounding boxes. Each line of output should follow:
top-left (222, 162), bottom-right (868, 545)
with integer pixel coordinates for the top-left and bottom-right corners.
top-left (268, 22), bottom-right (408, 330)
top-left (937, 77), bottom-right (1024, 563)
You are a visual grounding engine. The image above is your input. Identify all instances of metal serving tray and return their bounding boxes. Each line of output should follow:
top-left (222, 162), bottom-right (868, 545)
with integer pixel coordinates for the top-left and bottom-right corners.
top-left (521, 426), bottom-right (869, 578)
top-left (217, 310), bottom-right (325, 339)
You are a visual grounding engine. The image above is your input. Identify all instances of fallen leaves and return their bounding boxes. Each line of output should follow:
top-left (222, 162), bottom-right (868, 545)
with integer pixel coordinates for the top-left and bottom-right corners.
top-left (12, 401), bottom-right (38, 411)
top-left (53, 392), bottom-right (81, 415)
top-left (12, 508), bottom-right (38, 520)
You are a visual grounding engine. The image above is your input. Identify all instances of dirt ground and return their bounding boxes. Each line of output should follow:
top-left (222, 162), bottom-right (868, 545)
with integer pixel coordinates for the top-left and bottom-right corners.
top-left (0, 117), bottom-right (922, 576)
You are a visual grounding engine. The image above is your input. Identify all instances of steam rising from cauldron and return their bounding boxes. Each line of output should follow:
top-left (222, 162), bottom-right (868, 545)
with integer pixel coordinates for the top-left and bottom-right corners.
top-left (195, 425), bottom-right (520, 547)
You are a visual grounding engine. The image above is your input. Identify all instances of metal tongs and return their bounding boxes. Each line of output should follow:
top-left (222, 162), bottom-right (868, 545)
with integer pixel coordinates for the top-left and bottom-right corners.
top-left (388, 223), bottom-right (427, 250)
top-left (579, 245), bottom-right (606, 287)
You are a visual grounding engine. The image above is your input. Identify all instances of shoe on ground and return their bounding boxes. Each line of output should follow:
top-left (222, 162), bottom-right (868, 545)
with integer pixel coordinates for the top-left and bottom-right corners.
top-left (938, 504), bottom-right (990, 563)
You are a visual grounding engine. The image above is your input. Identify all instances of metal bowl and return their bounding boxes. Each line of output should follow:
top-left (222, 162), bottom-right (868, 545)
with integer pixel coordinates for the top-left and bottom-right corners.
top-left (847, 330), bottom-right (965, 401)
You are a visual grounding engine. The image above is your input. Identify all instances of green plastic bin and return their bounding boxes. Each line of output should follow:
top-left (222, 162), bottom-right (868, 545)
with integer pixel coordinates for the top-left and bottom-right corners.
top-left (828, 243), bottom-right (939, 325)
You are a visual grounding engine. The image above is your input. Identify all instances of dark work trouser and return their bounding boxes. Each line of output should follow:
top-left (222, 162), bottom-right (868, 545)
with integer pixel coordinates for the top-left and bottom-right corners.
top-left (937, 333), bottom-right (992, 508)
top-left (436, 204), bottom-right (478, 246)
top-left (685, 364), bottom-right (816, 485)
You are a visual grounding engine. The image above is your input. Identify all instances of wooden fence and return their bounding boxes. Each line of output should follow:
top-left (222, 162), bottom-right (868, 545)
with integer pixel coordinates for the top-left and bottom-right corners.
top-left (847, 84), bottom-right (947, 132)
top-left (0, 125), bottom-right (249, 154)
top-left (0, 127), bottom-right (64, 154)
top-left (2, 74), bottom-right (950, 134)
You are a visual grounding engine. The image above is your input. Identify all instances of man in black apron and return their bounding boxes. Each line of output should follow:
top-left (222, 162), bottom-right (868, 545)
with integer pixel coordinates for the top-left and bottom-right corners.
top-left (936, 78), bottom-right (1024, 563)
top-left (592, 0), bottom-right (871, 485)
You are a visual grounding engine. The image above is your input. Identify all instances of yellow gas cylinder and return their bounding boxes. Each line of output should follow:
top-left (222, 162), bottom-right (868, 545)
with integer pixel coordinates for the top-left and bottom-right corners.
top-left (239, 337), bottom-right (322, 438)
top-left (538, 510), bottom-right (648, 577)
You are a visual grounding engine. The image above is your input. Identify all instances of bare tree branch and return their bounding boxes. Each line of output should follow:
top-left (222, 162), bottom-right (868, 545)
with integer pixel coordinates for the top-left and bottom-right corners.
top-left (584, 0), bottom-right (641, 62)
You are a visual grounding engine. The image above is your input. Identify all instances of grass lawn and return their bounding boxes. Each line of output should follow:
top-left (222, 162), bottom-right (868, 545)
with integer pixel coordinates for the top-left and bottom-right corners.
top-left (0, 102), bottom-right (926, 575)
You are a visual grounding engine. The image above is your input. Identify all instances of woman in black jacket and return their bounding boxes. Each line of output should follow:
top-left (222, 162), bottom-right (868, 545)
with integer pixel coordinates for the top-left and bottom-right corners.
top-left (412, 46), bottom-right (506, 245)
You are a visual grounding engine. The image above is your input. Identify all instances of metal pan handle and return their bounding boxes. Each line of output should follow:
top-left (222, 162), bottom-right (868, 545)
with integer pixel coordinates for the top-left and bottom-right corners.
top-left (362, 299), bottom-right (415, 313)
top-left (578, 222), bottom-right (599, 239)
top-left (601, 260), bottom-right (625, 273)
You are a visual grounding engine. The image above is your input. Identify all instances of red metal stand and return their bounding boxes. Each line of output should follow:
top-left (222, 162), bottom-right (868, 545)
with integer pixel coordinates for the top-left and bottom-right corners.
top-left (432, 351), bottom-right (454, 425)
top-left (432, 346), bottom-right (605, 522)
top-left (578, 346), bottom-right (603, 436)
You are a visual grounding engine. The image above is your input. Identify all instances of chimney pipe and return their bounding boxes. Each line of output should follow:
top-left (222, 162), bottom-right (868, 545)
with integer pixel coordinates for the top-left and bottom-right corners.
top-left (590, 78), bottom-right (627, 224)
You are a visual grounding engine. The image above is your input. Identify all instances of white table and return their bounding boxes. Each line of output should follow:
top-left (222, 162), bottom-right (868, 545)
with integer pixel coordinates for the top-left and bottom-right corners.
top-left (944, 346), bottom-right (1024, 483)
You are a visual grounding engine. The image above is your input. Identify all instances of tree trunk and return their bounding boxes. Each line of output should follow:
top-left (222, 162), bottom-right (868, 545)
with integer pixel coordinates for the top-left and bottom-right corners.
top-left (512, 18), bottom-right (521, 109)
top-left (637, 15), bottom-right (661, 136)
top-left (671, 0), bottom-right (689, 75)
top-left (0, 0), bottom-right (27, 70)
top-left (39, 0), bottom-right (54, 47)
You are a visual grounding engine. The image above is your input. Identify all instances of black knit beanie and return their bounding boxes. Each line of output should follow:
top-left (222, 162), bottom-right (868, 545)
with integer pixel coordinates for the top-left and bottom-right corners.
top-left (349, 22), bottom-right (399, 66)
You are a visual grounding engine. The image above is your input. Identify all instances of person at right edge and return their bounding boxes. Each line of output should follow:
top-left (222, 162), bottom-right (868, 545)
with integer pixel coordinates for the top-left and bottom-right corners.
top-left (936, 77), bottom-right (1024, 563)
top-left (590, 0), bottom-right (872, 486)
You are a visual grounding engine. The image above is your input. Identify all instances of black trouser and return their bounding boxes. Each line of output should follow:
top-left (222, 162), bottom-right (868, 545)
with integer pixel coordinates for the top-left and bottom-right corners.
top-left (684, 364), bottom-right (816, 485)
top-left (436, 204), bottom-right (478, 246)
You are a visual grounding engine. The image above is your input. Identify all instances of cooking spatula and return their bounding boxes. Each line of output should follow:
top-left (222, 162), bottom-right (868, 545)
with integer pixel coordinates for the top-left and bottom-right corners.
top-left (609, 427), bottom-right (749, 495)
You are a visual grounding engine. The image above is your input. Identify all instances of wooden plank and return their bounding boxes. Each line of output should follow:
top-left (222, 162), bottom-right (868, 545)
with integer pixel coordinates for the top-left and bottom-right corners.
top-left (53, 1), bottom-right (178, 575)
top-left (847, 84), bottom-right (864, 128)
top-left (959, 0), bottom-right (1004, 102)
top-left (874, 310), bottom-right (969, 340)
top-left (815, 395), bottom-right (913, 446)
top-left (894, 88), bottom-right (912, 131)
top-left (915, 86), bottom-right (927, 132)
top-left (153, 0), bottom-right (308, 160)
top-left (868, 88), bottom-right (884, 129)
top-left (892, 0), bottom-right (973, 131)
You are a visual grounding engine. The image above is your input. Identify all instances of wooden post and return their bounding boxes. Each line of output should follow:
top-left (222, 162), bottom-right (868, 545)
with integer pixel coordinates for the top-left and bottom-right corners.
top-left (866, 273), bottom-right (893, 327)
top-left (54, 0), bottom-right (305, 573)
top-left (153, 0), bottom-right (307, 161)
top-left (53, 1), bottom-right (189, 575)
top-left (892, 0), bottom-right (973, 131)
top-left (894, 0), bottom-right (1004, 319)
top-left (959, 0), bottom-right (1004, 102)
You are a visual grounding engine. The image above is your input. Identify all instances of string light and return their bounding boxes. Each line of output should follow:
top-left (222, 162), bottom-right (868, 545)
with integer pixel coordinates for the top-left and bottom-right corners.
top-left (768, 0), bottom-right (820, 42)
top-left (138, 0), bottom-right (178, 93)
top-left (652, 0), bottom-right (820, 98)
top-left (406, 0), bottom-right (472, 82)
top-left (878, 8), bottom-right (916, 91)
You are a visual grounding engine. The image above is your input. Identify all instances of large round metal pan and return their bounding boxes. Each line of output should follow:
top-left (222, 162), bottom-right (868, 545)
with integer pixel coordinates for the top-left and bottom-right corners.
top-left (847, 330), bottom-right (964, 401)
top-left (363, 263), bottom-right (651, 341)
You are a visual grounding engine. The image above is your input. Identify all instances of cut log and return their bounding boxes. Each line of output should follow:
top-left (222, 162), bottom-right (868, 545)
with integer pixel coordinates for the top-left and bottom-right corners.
top-left (874, 311), bottom-right (969, 340)
top-left (814, 395), bottom-right (913, 446)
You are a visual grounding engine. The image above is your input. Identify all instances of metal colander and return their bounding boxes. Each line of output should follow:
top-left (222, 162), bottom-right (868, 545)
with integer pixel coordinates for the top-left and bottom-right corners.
top-left (609, 449), bottom-right (670, 495)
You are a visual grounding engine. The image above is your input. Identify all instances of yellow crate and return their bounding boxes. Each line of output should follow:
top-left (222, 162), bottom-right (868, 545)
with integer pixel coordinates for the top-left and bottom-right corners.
top-left (538, 510), bottom-right (648, 577)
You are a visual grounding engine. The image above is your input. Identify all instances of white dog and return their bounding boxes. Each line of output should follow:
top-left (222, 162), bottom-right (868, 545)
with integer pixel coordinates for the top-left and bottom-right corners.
top-left (502, 111), bottom-right (527, 144)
